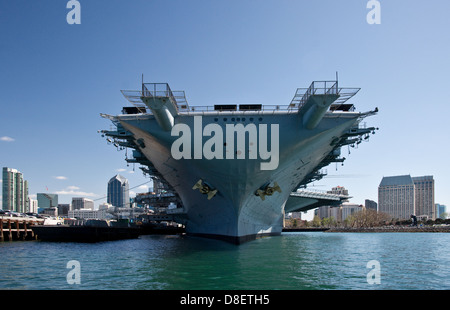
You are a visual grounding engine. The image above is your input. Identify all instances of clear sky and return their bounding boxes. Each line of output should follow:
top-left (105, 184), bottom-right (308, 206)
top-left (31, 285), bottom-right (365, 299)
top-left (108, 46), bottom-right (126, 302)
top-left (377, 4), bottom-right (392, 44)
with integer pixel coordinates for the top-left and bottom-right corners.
top-left (1, 1), bottom-right (449, 215)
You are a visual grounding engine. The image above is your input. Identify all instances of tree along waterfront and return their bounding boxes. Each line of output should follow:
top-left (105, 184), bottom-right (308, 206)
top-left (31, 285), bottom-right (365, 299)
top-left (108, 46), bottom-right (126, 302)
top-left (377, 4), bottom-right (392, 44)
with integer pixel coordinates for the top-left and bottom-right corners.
top-left (285, 209), bottom-right (450, 230)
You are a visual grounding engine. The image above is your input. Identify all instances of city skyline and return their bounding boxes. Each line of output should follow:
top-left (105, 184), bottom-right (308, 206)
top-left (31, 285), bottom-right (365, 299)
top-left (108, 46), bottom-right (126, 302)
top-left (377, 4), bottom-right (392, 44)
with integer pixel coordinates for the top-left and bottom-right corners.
top-left (1, 163), bottom-right (443, 218)
top-left (1, 1), bottom-right (450, 212)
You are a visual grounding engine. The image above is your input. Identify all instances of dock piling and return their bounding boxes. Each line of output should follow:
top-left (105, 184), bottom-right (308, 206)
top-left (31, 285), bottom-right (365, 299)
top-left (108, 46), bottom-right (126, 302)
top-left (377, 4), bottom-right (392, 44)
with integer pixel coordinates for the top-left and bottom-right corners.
top-left (1, 217), bottom-right (44, 241)
top-left (8, 219), bottom-right (12, 241)
top-left (15, 220), bottom-right (20, 239)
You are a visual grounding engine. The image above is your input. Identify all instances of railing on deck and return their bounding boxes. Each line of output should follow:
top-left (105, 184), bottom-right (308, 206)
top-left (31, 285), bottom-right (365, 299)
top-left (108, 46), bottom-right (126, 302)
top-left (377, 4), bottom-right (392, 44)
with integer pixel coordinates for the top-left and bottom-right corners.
top-left (186, 105), bottom-right (293, 113)
top-left (121, 83), bottom-right (190, 112)
top-left (290, 81), bottom-right (360, 109)
top-left (120, 81), bottom-right (360, 115)
top-left (141, 83), bottom-right (174, 98)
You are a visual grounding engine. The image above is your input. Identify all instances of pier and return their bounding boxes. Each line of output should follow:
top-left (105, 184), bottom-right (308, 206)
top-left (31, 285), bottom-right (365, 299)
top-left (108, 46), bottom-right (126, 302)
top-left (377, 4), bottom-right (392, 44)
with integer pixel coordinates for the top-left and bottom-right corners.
top-left (0, 217), bottom-right (44, 241)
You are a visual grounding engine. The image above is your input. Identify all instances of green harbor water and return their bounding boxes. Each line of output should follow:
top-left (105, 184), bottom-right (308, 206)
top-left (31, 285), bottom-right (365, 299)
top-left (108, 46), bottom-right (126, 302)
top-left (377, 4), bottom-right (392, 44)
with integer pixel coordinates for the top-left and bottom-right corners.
top-left (1, 232), bottom-right (449, 290)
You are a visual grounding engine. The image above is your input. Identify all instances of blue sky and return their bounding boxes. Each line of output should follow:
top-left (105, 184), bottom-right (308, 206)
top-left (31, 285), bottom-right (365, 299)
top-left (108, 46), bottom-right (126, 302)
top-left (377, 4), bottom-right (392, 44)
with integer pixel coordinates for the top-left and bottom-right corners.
top-left (1, 1), bottom-right (449, 214)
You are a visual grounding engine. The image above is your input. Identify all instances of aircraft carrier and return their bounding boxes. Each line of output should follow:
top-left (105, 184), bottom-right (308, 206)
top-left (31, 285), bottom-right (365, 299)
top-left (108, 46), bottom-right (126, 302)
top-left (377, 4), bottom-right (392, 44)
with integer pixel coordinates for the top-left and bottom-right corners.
top-left (100, 78), bottom-right (378, 243)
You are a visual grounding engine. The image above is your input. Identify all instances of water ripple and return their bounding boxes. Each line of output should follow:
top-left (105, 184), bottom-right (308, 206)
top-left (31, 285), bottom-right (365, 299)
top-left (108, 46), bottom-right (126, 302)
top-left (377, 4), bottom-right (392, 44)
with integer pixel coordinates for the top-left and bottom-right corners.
top-left (0, 233), bottom-right (449, 289)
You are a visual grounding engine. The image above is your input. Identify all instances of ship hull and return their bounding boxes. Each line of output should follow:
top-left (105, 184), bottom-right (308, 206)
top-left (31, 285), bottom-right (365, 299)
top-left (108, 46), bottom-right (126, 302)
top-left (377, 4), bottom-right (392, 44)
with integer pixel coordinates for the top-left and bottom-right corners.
top-left (117, 111), bottom-right (361, 243)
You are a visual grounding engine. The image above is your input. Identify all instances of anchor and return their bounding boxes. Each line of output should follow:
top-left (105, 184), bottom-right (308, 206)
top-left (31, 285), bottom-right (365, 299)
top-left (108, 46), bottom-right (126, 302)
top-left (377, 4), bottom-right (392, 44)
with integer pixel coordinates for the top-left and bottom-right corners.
top-left (192, 179), bottom-right (218, 200)
top-left (255, 182), bottom-right (282, 201)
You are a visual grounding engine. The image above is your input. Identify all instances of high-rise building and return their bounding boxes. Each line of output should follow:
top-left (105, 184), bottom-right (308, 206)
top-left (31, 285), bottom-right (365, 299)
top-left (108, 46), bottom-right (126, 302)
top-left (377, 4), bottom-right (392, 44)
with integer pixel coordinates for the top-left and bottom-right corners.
top-left (413, 176), bottom-right (435, 220)
top-left (436, 203), bottom-right (448, 219)
top-left (341, 203), bottom-right (363, 221)
top-left (57, 204), bottom-right (70, 216)
top-left (2, 167), bottom-right (28, 213)
top-left (378, 175), bottom-right (435, 220)
top-left (72, 197), bottom-right (94, 210)
top-left (37, 193), bottom-right (58, 210)
top-left (28, 197), bottom-right (38, 213)
top-left (317, 186), bottom-right (350, 221)
top-left (107, 174), bottom-right (129, 208)
top-left (378, 175), bottom-right (415, 220)
top-left (365, 199), bottom-right (378, 211)
top-left (317, 205), bottom-right (332, 219)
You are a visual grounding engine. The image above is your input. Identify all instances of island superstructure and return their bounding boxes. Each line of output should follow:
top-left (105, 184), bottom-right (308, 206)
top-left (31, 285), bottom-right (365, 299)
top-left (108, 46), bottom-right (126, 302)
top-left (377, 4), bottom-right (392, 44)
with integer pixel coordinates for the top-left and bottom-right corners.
top-left (100, 79), bottom-right (378, 243)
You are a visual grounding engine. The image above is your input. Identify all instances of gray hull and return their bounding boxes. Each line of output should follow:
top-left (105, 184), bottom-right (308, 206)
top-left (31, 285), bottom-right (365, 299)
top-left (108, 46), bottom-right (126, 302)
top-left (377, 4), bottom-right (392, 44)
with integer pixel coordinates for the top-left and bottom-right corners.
top-left (118, 113), bottom-right (360, 243)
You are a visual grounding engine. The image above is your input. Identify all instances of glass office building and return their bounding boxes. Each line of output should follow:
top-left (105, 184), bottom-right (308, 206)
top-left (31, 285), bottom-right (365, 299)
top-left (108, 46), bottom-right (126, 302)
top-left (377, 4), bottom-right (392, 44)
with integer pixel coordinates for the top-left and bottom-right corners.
top-left (107, 174), bottom-right (129, 208)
